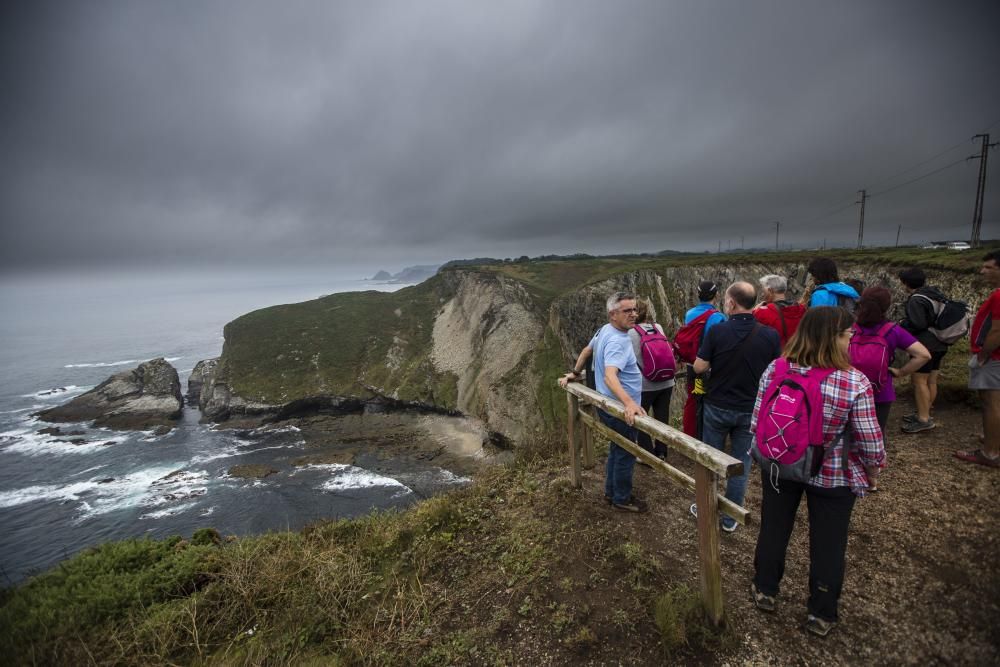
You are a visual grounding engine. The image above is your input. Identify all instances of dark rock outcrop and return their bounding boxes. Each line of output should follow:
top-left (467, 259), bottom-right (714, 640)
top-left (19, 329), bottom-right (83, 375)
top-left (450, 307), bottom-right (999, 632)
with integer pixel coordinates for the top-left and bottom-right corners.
top-left (37, 358), bottom-right (183, 431)
top-left (186, 358), bottom-right (218, 405)
top-left (228, 464), bottom-right (279, 479)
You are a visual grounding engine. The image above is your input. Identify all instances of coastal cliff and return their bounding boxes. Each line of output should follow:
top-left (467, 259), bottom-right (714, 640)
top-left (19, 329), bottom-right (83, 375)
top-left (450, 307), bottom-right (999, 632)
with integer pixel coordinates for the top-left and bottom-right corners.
top-left (198, 250), bottom-right (987, 443)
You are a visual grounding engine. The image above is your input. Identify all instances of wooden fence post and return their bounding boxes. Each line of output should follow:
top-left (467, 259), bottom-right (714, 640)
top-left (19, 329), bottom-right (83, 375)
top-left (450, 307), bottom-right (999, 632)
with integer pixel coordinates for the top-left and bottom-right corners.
top-left (694, 464), bottom-right (724, 626)
top-left (581, 404), bottom-right (595, 469)
top-left (567, 393), bottom-right (582, 488)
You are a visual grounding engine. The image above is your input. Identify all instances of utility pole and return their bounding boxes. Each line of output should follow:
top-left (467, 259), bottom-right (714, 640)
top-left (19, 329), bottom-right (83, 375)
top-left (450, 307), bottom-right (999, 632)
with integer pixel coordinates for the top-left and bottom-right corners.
top-left (970, 133), bottom-right (997, 248)
top-left (740, 236), bottom-right (744, 249)
top-left (856, 189), bottom-right (867, 249)
top-left (896, 224), bottom-right (902, 247)
top-left (718, 240), bottom-right (722, 253)
top-left (774, 221), bottom-right (780, 250)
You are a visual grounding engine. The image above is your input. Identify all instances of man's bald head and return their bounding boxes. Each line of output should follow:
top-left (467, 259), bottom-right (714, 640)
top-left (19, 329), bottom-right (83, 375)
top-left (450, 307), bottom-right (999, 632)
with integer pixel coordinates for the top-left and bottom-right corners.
top-left (726, 281), bottom-right (757, 312)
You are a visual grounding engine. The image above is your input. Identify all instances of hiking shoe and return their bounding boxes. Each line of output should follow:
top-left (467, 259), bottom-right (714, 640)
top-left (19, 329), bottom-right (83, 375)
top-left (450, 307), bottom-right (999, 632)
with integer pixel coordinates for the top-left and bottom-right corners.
top-left (804, 614), bottom-right (836, 637)
top-left (750, 583), bottom-right (775, 612)
top-left (901, 418), bottom-right (934, 433)
top-left (902, 413), bottom-right (932, 425)
top-left (613, 498), bottom-right (649, 513)
top-left (689, 503), bottom-right (698, 519)
top-left (721, 519), bottom-right (738, 533)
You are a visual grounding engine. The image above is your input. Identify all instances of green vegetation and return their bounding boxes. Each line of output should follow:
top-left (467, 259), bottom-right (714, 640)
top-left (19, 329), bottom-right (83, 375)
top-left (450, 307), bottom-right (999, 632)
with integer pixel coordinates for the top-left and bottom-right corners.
top-left (221, 283), bottom-right (446, 405)
top-left (0, 459), bottom-right (726, 665)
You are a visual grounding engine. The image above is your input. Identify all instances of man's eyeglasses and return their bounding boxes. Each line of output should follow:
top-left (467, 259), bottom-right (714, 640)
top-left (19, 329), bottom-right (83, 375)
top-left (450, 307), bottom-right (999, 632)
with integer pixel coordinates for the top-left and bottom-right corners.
top-left (620, 307), bottom-right (638, 314)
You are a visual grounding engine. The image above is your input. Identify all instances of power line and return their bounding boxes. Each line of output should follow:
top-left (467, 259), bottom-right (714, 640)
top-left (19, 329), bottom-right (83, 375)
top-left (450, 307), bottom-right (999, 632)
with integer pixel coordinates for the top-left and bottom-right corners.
top-left (868, 156), bottom-right (969, 198)
top-left (799, 199), bottom-right (858, 226)
top-left (866, 119), bottom-right (1000, 190)
top-left (865, 138), bottom-right (971, 190)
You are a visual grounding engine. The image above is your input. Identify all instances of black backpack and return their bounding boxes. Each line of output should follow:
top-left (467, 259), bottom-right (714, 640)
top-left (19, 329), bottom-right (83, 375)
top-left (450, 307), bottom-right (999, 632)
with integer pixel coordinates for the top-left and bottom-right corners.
top-left (912, 294), bottom-right (971, 345)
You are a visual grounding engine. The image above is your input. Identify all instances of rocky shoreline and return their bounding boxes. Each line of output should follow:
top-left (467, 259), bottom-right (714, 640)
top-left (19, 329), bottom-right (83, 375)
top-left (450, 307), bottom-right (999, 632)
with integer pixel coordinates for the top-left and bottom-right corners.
top-left (35, 356), bottom-right (493, 444)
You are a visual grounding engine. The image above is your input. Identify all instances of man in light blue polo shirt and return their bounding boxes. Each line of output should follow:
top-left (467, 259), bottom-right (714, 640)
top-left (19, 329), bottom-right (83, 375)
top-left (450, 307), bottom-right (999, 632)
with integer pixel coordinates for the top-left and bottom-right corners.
top-left (590, 292), bottom-right (648, 512)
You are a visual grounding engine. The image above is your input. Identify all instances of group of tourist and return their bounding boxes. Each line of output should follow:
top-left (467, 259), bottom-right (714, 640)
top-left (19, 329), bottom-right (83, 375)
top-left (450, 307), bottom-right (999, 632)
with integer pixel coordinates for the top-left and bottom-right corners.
top-left (558, 251), bottom-right (1000, 637)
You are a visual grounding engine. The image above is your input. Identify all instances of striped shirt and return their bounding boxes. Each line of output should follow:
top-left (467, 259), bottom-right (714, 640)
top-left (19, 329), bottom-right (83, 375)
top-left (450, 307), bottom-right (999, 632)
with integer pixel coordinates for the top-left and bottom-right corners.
top-left (751, 360), bottom-right (886, 496)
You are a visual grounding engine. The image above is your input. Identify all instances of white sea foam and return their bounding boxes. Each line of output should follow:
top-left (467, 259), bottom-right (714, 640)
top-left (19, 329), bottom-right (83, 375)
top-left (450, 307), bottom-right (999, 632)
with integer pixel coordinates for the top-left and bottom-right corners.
top-left (64, 356), bottom-right (183, 369)
top-left (74, 464), bottom-right (110, 477)
top-left (0, 428), bottom-right (112, 456)
top-left (22, 385), bottom-right (90, 399)
top-left (429, 468), bottom-right (473, 485)
top-left (0, 464), bottom-right (209, 523)
top-left (302, 464), bottom-right (413, 495)
top-left (0, 481), bottom-right (99, 509)
top-left (251, 424), bottom-right (301, 434)
top-left (199, 506), bottom-right (216, 517)
top-left (188, 444), bottom-right (240, 464)
top-left (140, 502), bottom-right (199, 520)
top-left (144, 470), bottom-right (210, 507)
top-left (0, 406), bottom-right (43, 414)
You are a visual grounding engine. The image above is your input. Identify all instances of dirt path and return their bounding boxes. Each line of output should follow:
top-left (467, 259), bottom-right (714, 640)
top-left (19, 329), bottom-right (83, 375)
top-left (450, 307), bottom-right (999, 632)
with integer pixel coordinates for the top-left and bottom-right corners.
top-left (542, 395), bottom-right (999, 665)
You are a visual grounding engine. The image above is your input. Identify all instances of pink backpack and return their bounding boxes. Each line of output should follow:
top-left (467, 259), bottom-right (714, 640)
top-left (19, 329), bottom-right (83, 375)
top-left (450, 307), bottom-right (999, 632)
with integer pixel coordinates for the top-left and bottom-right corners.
top-left (848, 322), bottom-right (895, 393)
top-left (753, 359), bottom-right (835, 483)
top-left (633, 324), bottom-right (677, 382)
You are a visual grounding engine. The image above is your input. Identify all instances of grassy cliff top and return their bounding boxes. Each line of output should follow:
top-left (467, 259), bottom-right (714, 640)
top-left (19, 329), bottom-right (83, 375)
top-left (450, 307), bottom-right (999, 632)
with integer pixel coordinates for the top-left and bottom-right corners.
top-left (222, 282), bottom-right (444, 402)
top-left (448, 244), bottom-right (998, 302)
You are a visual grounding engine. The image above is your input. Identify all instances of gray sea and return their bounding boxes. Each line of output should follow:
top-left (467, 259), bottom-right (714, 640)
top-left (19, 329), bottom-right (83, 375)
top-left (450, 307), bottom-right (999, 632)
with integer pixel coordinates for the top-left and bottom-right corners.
top-left (0, 268), bottom-right (483, 585)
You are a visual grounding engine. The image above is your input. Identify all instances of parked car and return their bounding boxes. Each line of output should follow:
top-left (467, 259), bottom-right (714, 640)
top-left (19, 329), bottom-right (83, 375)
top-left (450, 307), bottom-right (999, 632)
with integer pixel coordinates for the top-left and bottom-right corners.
top-left (947, 241), bottom-right (971, 251)
top-left (921, 243), bottom-right (945, 249)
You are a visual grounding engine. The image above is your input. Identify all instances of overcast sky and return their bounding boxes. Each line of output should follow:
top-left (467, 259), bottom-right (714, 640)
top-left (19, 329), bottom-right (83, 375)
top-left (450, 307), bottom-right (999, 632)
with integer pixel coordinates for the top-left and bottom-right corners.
top-left (2, 1), bottom-right (998, 273)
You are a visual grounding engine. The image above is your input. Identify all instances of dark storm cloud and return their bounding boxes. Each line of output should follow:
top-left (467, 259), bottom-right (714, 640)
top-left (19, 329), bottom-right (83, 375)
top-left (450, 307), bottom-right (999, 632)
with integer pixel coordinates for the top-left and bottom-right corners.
top-left (1, 0), bottom-right (998, 269)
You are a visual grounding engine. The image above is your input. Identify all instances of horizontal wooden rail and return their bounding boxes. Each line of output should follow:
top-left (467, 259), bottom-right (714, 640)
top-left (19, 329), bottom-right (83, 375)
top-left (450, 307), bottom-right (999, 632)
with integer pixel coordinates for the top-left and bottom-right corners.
top-left (564, 382), bottom-right (744, 478)
top-left (578, 411), bottom-right (749, 526)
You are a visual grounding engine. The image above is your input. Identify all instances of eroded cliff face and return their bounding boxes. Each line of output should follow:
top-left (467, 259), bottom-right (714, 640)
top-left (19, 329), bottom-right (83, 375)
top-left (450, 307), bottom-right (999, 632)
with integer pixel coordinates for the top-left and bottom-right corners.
top-left (200, 259), bottom-right (985, 445)
top-left (552, 262), bottom-right (984, 356)
top-left (430, 271), bottom-right (546, 440)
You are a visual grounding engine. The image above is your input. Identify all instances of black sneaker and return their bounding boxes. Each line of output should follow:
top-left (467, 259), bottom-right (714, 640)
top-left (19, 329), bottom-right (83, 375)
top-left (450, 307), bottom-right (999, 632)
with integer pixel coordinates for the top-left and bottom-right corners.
top-left (613, 498), bottom-right (649, 513)
top-left (751, 583), bottom-right (775, 612)
top-left (804, 614), bottom-right (835, 637)
top-left (901, 418), bottom-right (934, 433)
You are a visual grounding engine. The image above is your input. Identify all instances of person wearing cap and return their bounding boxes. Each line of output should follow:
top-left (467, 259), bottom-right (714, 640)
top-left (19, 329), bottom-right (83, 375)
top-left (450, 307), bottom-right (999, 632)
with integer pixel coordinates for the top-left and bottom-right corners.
top-left (681, 281), bottom-right (727, 438)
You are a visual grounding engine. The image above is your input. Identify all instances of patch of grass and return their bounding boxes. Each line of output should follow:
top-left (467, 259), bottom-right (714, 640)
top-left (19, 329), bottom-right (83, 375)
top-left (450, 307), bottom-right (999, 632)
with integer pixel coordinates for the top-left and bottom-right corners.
top-left (653, 584), bottom-right (735, 657)
top-left (0, 535), bottom-right (221, 665)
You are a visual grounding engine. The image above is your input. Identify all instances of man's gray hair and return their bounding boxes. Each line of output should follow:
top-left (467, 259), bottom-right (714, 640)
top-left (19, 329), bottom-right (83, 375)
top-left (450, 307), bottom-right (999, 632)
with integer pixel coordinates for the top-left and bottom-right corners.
top-left (759, 274), bottom-right (787, 294)
top-left (606, 291), bottom-right (636, 313)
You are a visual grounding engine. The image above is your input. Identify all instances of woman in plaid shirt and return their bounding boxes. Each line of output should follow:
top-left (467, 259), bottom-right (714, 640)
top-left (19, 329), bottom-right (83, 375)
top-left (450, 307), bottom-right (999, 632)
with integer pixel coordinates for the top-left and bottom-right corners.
top-left (749, 307), bottom-right (886, 637)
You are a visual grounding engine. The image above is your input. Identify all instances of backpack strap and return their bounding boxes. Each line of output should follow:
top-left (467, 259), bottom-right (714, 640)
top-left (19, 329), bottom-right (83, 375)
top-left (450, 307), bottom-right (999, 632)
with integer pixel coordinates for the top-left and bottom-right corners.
top-left (774, 303), bottom-right (788, 339)
top-left (876, 321), bottom-right (896, 338)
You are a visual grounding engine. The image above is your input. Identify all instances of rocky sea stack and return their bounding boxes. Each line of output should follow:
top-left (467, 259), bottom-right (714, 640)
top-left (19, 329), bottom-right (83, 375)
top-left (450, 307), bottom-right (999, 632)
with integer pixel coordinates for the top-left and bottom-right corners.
top-left (37, 358), bottom-right (183, 431)
top-left (186, 358), bottom-right (218, 405)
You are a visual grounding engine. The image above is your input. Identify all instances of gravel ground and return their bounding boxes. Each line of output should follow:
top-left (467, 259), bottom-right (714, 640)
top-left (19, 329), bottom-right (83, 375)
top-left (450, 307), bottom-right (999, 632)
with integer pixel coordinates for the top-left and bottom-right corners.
top-left (626, 394), bottom-right (1000, 666)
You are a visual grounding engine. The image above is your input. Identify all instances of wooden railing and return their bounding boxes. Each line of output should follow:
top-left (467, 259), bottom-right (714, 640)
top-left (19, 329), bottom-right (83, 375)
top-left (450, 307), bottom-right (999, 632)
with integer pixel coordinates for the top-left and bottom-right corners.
top-left (561, 382), bottom-right (749, 626)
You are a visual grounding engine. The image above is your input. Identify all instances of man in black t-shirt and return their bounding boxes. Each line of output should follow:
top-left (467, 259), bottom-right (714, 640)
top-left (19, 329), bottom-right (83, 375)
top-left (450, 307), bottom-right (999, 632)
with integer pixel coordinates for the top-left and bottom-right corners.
top-left (692, 281), bottom-right (781, 532)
